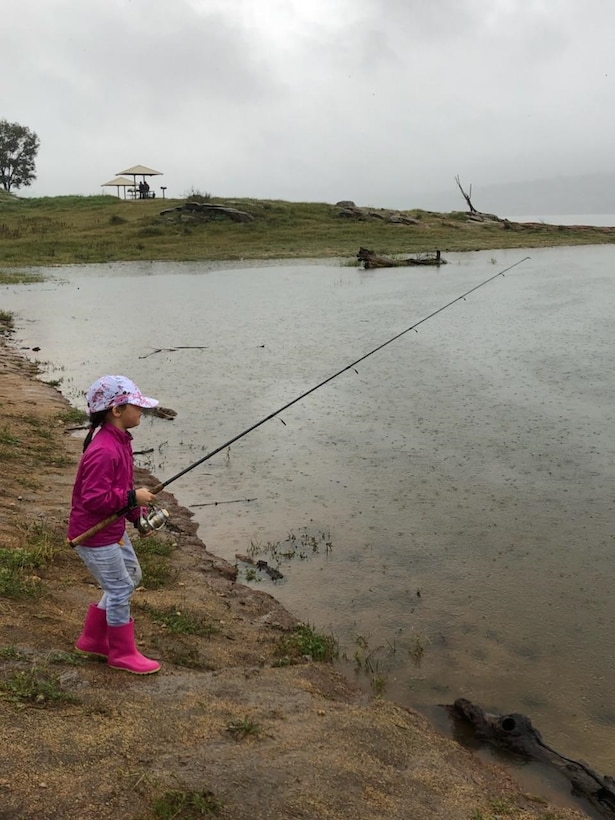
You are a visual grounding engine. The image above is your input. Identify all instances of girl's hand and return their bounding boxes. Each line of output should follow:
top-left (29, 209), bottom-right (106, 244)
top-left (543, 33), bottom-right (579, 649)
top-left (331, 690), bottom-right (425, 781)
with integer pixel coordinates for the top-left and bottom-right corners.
top-left (135, 486), bottom-right (156, 506)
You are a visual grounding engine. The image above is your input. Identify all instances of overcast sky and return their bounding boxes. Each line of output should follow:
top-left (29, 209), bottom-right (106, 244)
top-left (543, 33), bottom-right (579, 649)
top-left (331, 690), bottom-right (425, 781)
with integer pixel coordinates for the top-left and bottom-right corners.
top-left (3, 0), bottom-right (615, 208)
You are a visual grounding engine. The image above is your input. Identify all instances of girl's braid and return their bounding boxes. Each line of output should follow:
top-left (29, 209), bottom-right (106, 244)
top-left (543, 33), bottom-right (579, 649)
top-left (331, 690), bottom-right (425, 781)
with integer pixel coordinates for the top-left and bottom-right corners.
top-left (82, 410), bottom-right (108, 451)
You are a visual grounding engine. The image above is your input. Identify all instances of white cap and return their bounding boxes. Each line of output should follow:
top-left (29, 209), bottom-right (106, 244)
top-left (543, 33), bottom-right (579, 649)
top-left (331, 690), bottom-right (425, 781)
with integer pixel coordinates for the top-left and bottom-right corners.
top-left (86, 375), bottom-right (158, 414)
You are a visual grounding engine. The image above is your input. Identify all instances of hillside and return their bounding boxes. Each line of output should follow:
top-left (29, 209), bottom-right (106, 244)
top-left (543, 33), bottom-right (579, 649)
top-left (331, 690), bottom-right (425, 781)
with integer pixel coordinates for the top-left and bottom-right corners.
top-left (1, 193), bottom-right (614, 267)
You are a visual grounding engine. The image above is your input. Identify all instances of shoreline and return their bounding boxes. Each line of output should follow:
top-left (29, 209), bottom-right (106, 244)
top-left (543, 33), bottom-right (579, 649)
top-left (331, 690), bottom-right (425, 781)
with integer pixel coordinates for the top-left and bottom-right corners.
top-left (0, 335), bottom-right (589, 818)
top-left (1, 194), bottom-right (615, 268)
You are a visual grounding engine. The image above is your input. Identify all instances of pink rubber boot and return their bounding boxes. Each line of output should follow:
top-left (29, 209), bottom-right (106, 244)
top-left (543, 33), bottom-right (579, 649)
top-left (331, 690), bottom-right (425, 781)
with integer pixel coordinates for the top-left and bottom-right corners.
top-left (107, 620), bottom-right (160, 675)
top-left (75, 603), bottom-right (109, 657)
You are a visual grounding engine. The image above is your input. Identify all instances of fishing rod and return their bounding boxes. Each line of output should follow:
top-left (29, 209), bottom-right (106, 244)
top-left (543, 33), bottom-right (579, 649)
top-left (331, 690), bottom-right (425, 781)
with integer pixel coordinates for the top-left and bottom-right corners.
top-left (69, 255), bottom-right (530, 547)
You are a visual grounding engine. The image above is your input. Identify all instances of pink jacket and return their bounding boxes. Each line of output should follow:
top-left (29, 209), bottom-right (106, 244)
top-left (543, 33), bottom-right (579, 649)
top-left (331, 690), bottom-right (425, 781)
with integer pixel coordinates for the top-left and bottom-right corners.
top-left (67, 424), bottom-right (142, 547)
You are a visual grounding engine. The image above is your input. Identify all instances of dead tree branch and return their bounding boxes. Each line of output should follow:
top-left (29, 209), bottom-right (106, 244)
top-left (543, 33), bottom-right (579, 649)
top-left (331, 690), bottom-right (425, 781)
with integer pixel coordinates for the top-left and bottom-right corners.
top-left (455, 175), bottom-right (478, 213)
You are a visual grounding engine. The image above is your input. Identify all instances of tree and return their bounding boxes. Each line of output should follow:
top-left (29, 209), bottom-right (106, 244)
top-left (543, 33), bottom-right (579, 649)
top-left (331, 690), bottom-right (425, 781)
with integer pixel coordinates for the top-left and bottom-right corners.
top-left (454, 174), bottom-right (478, 214)
top-left (0, 120), bottom-right (40, 193)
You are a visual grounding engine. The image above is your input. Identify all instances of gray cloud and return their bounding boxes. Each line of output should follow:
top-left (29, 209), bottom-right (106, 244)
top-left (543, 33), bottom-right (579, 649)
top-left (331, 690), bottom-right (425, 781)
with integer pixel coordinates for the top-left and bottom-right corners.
top-left (3, 0), bottom-right (615, 207)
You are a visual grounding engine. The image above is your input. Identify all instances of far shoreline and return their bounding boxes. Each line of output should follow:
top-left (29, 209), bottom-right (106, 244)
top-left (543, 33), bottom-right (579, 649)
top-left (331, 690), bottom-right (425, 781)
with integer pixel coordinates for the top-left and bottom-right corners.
top-left (0, 194), bottom-right (614, 268)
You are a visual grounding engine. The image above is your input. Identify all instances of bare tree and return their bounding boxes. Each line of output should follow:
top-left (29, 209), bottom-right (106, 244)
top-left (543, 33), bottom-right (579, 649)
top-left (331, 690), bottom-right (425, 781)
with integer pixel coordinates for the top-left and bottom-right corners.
top-left (454, 175), bottom-right (478, 213)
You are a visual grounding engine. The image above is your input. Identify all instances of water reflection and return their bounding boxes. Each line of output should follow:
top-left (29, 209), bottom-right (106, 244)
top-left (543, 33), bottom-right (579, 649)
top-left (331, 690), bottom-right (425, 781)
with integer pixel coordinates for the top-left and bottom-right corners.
top-left (3, 246), bottom-right (615, 780)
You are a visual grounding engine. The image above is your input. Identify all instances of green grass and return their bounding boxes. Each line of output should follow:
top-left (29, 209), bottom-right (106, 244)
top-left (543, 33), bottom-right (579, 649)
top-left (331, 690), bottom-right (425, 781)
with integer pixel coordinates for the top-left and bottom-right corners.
top-left (0, 270), bottom-right (46, 284)
top-left (0, 521), bottom-right (64, 599)
top-left (0, 425), bottom-right (19, 446)
top-left (57, 406), bottom-right (88, 426)
top-left (0, 646), bottom-right (24, 660)
top-left (0, 194), bottom-right (613, 267)
top-left (274, 623), bottom-right (338, 664)
top-left (225, 716), bottom-right (262, 741)
top-left (0, 566), bottom-right (42, 599)
top-left (0, 309), bottom-right (14, 331)
top-left (138, 603), bottom-right (219, 637)
top-left (150, 788), bottom-right (222, 818)
top-left (0, 666), bottom-right (79, 706)
top-left (0, 546), bottom-right (49, 570)
top-left (133, 534), bottom-right (177, 588)
top-left (0, 416), bottom-right (74, 468)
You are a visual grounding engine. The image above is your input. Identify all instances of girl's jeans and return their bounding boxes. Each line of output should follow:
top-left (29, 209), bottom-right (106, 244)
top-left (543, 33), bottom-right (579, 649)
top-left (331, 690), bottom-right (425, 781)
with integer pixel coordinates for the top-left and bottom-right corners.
top-left (75, 532), bottom-right (142, 626)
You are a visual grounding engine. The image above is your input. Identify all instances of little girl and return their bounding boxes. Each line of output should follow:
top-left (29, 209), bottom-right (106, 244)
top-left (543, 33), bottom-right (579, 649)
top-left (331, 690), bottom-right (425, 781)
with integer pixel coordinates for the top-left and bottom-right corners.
top-left (67, 375), bottom-right (161, 675)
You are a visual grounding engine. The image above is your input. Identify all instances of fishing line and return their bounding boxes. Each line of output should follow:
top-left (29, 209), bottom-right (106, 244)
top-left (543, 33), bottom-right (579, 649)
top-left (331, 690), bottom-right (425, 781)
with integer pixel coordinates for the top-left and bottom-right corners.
top-left (69, 255), bottom-right (530, 546)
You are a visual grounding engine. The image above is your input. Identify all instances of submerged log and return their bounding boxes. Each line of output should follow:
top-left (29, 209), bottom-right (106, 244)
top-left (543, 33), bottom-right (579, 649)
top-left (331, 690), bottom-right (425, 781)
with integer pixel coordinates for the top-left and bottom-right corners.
top-left (450, 698), bottom-right (615, 817)
top-left (357, 247), bottom-right (447, 269)
top-left (138, 346), bottom-right (208, 360)
top-left (235, 553), bottom-right (284, 581)
top-left (145, 406), bottom-right (177, 420)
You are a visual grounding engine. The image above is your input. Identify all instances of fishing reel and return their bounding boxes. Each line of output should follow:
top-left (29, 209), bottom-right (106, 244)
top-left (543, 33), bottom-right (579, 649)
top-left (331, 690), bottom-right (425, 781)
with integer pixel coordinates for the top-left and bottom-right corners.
top-left (137, 504), bottom-right (170, 535)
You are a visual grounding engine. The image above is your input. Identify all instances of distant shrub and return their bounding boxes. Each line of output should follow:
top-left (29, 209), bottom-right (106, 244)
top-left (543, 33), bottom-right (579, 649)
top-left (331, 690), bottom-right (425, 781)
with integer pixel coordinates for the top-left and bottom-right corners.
top-left (183, 187), bottom-right (212, 203)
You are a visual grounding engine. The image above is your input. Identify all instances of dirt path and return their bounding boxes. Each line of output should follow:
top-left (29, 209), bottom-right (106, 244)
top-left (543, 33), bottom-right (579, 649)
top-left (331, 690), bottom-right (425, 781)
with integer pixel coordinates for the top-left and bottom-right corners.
top-left (0, 338), bottom-right (586, 819)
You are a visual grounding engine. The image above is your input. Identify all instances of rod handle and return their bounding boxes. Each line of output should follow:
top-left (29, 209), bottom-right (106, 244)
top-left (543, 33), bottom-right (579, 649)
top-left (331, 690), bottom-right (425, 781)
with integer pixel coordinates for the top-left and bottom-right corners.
top-left (67, 510), bottom-right (125, 548)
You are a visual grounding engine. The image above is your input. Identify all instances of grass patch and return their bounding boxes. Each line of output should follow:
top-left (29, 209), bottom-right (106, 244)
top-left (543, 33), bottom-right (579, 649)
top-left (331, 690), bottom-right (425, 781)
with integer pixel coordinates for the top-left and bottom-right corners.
top-left (15, 476), bottom-right (41, 489)
top-left (0, 566), bottom-right (42, 599)
top-left (0, 666), bottom-right (79, 707)
top-left (57, 406), bottom-right (88, 425)
top-left (0, 521), bottom-right (63, 599)
top-left (138, 603), bottom-right (219, 637)
top-left (46, 650), bottom-right (86, 666)
top-left (0, 413), bottom-right (75, 468)
top-left (161, 643), bottom-right (213, 670)
top-left (226, 716), bottom-right (262, 741)
top-left (0, 270), bottom-right (45, 284)
top-left (371, 674), bottom-right (387, 695)
top-left (151, 788), bottom-right (222, 818)
top-left (0, 547), bottom-right (49, 570)
top-left (0, 425), bottom-right (20, 446)
top-left (245, 526), bottom-right (333, 575)
top-left (0, 646), bottom-right (25, 660)
top-left (274, 623), bottom-right (338, 665)
top-left (0, 310), bottom-right (14, 331)
top-left (20, 519), bottom-right (64, 560)
top-left (133, 534), bottom-right (177, 589)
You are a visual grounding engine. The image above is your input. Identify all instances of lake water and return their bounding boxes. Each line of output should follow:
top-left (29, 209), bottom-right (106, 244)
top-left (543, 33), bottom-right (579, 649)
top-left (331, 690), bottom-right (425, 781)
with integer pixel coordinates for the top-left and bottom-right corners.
top-left (2, 244), bottom-right (615, 810)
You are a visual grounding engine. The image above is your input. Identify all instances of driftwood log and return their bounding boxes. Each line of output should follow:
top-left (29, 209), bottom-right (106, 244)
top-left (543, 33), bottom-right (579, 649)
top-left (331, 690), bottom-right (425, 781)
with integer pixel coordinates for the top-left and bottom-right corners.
top-left (450, 698), bottom-right (615, 817)
top-left (357, 247), bottom-right (447, 270)
top-left (145, 406), bottom-right (177, 420)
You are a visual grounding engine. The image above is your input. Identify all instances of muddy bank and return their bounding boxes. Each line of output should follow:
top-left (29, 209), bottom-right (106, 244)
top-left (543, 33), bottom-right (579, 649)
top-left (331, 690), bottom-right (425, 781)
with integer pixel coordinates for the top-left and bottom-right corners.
top-left (0, 339), bottom-right (586, 819)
